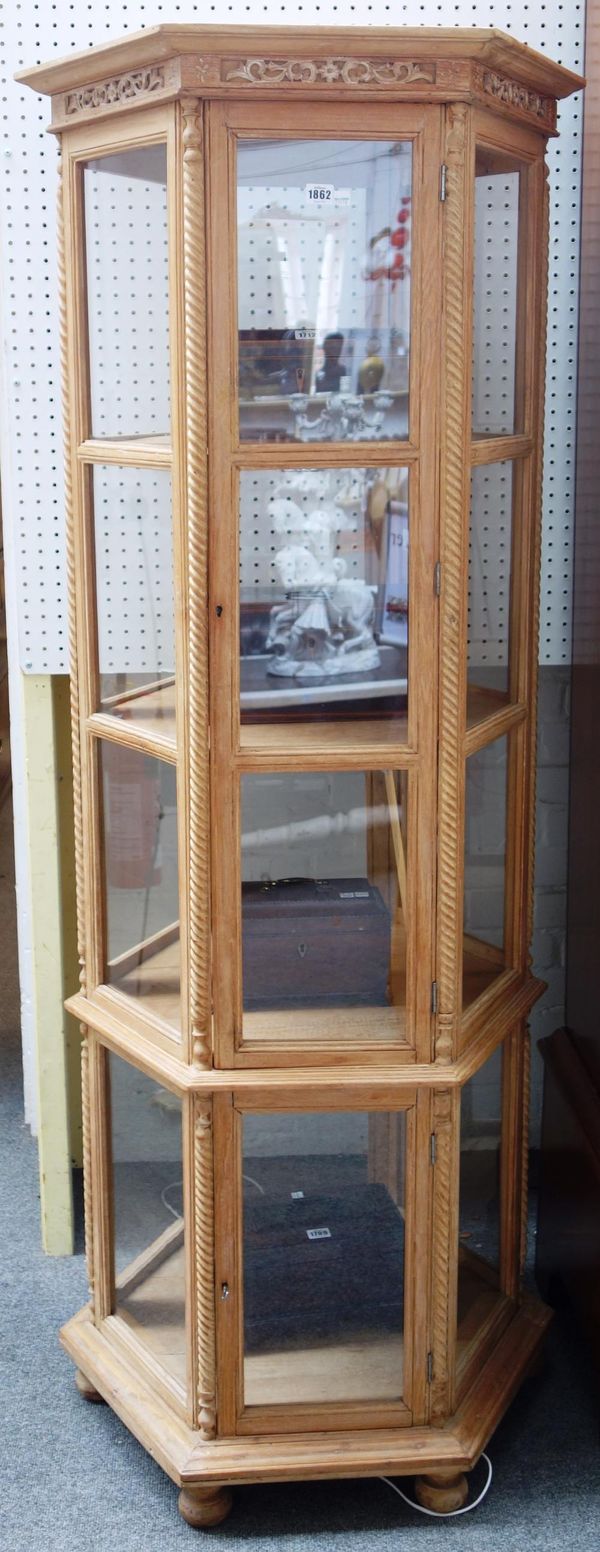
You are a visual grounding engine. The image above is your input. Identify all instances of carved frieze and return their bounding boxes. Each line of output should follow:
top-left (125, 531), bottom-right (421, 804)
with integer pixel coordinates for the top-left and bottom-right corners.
top-left (223, 56), bottom-right (435, 88)
top-left (64, 65), bottom-right (166, 116)
top-left (473, 64), bottom-right (556, 129)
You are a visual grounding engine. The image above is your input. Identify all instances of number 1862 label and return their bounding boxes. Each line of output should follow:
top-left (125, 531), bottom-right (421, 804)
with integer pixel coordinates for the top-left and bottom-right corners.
top-left (305, 183), bottom-right (351, 208)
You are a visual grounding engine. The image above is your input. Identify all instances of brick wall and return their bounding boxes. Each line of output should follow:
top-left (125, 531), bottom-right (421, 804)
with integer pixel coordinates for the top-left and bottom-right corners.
top-left (530, 665), bottom-right (570, 1144)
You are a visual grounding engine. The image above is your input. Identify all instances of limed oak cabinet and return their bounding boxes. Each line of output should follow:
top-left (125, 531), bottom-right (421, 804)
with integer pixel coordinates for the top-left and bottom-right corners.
top-left (19, 25), bottom-right (582, 1528)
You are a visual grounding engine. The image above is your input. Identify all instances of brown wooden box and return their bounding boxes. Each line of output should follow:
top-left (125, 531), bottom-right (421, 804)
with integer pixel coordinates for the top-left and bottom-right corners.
top-left (242, 877), bottom-right (390, 1010)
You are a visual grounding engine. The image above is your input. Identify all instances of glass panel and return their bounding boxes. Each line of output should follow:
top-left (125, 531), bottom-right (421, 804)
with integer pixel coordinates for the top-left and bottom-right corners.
top-left (241, 770), bottom-right (408, 1044)
top-left (472, 148), bottom-right (524, 437)
top-left (463, 735), bottom-right (508, 1009)
top-left (457, 1047), bottom-right (502, 1362)
top-left (110, 1051), bottom-right (185, 1385)
top-left (92, 459), bottom-right (175, 738)
top-left (92, 465), bottom-right (176, 741)
top-left (83, 146), bottom-right (170, 440)
top-left (240, 467), bottom-right (408, 734)
top-left (100, 746), bottom-right (180, 1032)
top-left (467, 462), bottom-right (514, 717)
top-left (243, 1110), bottom-right (406, 1407)
top-left (237, 139), bottom-right (411, 443)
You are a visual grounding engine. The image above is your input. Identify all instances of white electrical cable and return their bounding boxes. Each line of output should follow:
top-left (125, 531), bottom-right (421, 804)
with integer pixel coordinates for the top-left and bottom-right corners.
top-left (243, 1173), bottom-right (266, 1195)
top-left (380, 1453), bottom-right (493, 1519)
top-left (161, 1173), bottom-right (266, 1223)
top-left (160, 1181), bottom-right (183, 1221)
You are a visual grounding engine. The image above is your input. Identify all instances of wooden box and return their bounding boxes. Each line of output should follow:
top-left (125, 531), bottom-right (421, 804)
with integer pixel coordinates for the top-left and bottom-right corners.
top-left (242, 877), bottom-right (390, 1009)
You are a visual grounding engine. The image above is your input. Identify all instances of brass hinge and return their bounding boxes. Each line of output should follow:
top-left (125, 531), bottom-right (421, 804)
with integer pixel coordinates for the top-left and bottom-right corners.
top-left (439, 164), bottom-right (448, 202)
top-left (434, 560), bottom-right (442, 597)
top-left (431, 979), bottom-right (438, 1015)
top-left (427, 1351), bottom-right (434, 1384)
top-left (430, 1132), bottom-right (437, 1166)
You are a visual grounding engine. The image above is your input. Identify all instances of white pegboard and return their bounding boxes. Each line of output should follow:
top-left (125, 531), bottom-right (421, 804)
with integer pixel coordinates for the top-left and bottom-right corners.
top-left (84, 147), bottom-right (170, 440)
top-left (472, 171), bottom-right (519, 438)
top-left (94, 465), bottom-right (175, 683)
top-left (468, 461), bottom-right (513, 682)
top-left (0, 2), bottom-right (584, 675)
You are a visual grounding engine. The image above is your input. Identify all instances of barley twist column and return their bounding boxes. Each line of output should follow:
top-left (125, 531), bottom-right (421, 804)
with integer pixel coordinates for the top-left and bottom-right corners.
top-left (182, 99), bottom-right (211, 1067)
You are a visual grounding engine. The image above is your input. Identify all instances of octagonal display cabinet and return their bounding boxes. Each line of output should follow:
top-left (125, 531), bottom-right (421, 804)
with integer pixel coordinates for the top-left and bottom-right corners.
top-left (20, 24), bottom-right (582, 1528)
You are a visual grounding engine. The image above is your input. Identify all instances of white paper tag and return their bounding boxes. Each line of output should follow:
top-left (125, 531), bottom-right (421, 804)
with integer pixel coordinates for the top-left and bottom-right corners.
top-left (305, 183), bottom-right (351, 208)
top-left (294, 328), bottom-right (316, 340)
top-left (306, 1227), bottom-right (331, 1241)
top-left (291, 1191), bottom-right (305, 1200)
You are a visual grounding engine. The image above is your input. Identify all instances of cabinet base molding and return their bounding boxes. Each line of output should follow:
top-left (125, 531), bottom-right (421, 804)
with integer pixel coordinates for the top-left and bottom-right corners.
top-left (61, 1297), bottom-right (551, 1520)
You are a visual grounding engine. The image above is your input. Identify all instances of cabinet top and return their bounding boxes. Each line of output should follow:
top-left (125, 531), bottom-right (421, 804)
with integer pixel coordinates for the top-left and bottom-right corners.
top-left (17, 24), bottom-right (583, 105)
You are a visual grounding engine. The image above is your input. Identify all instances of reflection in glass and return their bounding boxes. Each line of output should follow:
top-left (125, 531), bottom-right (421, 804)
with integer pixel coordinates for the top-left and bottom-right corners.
top-left (110, 1052), bottom-right (185, 1384)
top-left (93, 465), bottom-right (176, 740)
top-left (241, 770), bottom-right (408, 1042)
top-left (472, 149), bottom-right (522, 437)
top-left (83, 146), bottom-right (170, 440)
top-left (237, 139), bottom-right (411, 442)
top-left (239, 467), bottom-right (408, 729)
top-left (463, 736), bottom-right (508, 1008)
top-left (467, 463), bottom-right (513, 707)
top-left (243, 1110), bottom-right (406, 1406)
top-left (457, 1047), bottom-right (502, 1360)
top-left (100, 747), bottom-right (180, 1031)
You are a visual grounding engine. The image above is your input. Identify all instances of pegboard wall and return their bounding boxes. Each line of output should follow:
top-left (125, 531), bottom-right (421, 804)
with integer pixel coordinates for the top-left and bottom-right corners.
top-left (0, 2), bottom-right (584, 675)
top-left (84, 147), bottom-right (170, 440)
top-left (94, 465), bottom-right (175, 680)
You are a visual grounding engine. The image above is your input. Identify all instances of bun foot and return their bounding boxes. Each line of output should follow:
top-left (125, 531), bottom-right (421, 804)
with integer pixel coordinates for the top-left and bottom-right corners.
top-left (178, 1485), bottom-right (233, 1528)
top-left (74, 1368), bottom-right (104, 1403)
top-left (414, 1469), bottom-right (469, 1513)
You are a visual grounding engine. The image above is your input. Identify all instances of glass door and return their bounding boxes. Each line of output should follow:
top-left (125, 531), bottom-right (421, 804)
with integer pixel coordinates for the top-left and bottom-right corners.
top-left (213, 1090), bottom-right (429, 1434)
top-left (207, 100), bottom-right (442, 1066)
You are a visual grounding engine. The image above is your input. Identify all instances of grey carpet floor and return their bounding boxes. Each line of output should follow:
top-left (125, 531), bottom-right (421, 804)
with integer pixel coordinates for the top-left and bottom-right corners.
top-left (1, 797), bottom-right (599, 1551)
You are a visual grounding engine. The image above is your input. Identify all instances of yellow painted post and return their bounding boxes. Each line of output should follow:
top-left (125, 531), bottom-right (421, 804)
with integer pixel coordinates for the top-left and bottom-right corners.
top-left (21, 671), bottom-right (78, 1253)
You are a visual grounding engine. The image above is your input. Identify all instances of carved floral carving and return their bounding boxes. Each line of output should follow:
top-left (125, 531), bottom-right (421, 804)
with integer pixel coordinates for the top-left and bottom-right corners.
top-left (224, 56), bottom-right (434, 87)
top-left (473, 64), bottom-right (554, 126)
top-left (64, 66), bottom-right (165, 115)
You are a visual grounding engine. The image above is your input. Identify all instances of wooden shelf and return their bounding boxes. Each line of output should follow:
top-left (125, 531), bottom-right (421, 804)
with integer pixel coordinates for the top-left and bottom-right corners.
top-left (466, 683), bottom-right (509, 726)
top-left (79, 434), bottom-right (172, 467)
top-left (465, 684), bottom-right (526, 756)
top-left (239, 716), bottom-right (411, 766)
top-left (463, 934), bottom-right (505, 1009)
top-left (116, 1236), bottom-right (186, 1386)
top-left (112, 1225), bottom-right (507, 1412)
top-left (89, 679), bottom-right (177, 759)
top-left (107, 930), bottom-right (181, 1032)
top-left (90, 681), bottom-right (521, 765)
top-left (242, 1004), bottom-right (406, 1047)
top-left (456, 1257), bottom-right (504, 1365)
top-left (115, 1234), bottom-right (406, 1407)
top-left (245, 1334), bottom-right (404, 1408)
top-left (470, 433), bottom-right (532, 465)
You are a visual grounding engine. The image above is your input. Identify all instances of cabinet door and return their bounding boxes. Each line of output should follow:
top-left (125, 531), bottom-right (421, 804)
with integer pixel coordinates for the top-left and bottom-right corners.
top-left (214, 1089), bottom-right (431, 1435)
top-left (207, 102), bottom-right (442, 1066)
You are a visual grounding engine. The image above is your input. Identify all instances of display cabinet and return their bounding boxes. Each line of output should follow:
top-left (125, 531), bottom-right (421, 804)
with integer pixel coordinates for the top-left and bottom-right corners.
top-left (19, 25), bottom-right (582, 1527)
